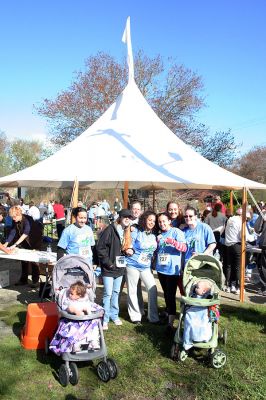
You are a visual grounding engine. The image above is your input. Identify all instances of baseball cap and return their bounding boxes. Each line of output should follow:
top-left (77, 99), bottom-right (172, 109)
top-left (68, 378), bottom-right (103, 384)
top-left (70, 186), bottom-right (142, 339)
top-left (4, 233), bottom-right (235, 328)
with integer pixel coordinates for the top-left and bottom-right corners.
top-left (118, 209), bottom-right (134, 219)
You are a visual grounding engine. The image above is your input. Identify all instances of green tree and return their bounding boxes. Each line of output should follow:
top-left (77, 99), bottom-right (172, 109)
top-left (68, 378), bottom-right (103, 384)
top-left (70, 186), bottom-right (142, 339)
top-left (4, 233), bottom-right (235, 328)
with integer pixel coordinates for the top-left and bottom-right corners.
top-left (8, 139), bottom-right (44, 172)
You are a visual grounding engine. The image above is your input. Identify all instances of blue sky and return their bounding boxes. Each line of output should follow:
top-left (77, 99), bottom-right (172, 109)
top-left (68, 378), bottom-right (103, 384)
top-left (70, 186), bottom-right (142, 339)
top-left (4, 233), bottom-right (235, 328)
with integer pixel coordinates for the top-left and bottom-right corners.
top-left (0, 0), bottom-right (265, 154)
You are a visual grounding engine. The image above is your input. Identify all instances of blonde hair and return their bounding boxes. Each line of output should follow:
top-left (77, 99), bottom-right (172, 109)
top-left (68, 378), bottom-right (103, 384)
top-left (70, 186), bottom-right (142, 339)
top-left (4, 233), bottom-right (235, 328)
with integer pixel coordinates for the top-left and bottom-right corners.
top-left (9, 205), bottom-right (23, 218)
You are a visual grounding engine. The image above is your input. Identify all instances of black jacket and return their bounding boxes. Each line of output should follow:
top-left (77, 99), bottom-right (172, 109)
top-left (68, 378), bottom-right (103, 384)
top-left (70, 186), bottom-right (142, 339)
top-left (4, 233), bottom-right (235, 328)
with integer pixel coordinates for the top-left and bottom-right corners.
top-left (254, 213), bottom-right (266, 250)
top-left (7, 214), bottom-right (43, 250)
top-left (96, 223), bottom-right (125, 277)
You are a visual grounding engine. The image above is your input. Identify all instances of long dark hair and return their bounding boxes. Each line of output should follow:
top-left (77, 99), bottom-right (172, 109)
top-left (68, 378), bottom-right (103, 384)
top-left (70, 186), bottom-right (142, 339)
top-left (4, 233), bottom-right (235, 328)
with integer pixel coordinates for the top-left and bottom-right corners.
top-left (138, 211), bottom-right (157, 233)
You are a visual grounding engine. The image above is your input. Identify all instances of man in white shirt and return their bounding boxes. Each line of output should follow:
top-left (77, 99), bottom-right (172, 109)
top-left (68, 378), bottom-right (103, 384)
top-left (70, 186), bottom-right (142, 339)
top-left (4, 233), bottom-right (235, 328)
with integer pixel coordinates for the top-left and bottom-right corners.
top-left (27, 201), bottom-right (41, 221)
top-left (225, 209), bottom-right (254, 294)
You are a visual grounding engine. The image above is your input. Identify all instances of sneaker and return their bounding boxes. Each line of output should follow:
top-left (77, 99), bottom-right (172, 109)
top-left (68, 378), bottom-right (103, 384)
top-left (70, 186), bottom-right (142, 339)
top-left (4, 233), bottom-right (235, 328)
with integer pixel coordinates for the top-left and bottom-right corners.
top-left (223, 285), bottom-right (230, 293)
top-left (113, 319), bottom-right (123, 326)
top-left (235, 288), bottom-right (240, 295)
top-left (230, 285), bottom-right (237, 294)
top-left (102, 322), bottom-right (108, 331)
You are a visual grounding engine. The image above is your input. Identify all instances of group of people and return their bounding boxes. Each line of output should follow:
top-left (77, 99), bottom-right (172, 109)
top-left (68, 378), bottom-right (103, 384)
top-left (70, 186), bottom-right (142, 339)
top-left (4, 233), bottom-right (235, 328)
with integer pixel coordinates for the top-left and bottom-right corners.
top-left (2, 195), bottom-right (265, 336)
top-left (52, 200), bottom-right (220, 334)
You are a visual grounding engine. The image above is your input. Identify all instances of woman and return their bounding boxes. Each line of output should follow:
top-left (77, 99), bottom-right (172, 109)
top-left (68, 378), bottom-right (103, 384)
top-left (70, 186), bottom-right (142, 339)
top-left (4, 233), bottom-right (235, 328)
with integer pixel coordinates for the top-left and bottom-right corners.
top-left (97, 209), bottom-right (133, 330)
top-left (4, 205), bottom-right (43, 287)
top-left (126, 211), bottom-right (160, 324)
top-left (156, 212), bottom-right (187, 333)
top-left (57, 207), bottom-right (95, 264)
top-left (166, 201), bottom-right (184, 228)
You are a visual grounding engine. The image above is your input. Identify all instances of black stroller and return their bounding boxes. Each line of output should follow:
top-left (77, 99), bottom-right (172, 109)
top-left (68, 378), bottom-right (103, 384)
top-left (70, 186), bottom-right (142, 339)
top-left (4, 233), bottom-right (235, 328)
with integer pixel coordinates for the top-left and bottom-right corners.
top-left (47, 255), bottom-right (118, 386)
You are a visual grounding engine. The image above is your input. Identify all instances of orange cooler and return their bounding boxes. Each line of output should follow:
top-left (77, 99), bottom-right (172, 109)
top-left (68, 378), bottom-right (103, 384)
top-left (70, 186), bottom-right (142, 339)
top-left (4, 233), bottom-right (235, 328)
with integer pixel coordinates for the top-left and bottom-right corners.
top-left (21, 302), bottom-right (59, 350)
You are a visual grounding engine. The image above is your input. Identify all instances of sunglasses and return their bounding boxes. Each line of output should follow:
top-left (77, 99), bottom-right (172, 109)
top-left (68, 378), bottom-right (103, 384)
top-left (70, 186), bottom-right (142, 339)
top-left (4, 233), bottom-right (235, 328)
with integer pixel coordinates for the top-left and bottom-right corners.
top-left (185, 215), bottom-right (195, 219)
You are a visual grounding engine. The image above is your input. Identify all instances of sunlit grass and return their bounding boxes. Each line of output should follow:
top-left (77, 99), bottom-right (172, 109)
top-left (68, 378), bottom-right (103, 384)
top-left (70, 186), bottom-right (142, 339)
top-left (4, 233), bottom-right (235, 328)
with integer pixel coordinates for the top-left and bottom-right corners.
top-left (0, 302), bottom-right (265, 400)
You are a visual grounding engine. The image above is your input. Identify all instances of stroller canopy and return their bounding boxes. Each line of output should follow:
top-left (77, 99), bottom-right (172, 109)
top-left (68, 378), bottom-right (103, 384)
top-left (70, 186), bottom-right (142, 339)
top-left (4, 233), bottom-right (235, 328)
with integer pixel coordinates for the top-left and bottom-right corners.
top-left (183, 254), bottom-right (224, 293)
top-left (52, 255), bottom-right (96, 296)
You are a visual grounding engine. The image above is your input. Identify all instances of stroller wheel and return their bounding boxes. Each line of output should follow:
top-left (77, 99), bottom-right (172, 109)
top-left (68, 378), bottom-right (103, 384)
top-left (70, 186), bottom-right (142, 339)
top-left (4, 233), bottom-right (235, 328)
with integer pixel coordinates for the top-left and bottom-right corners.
top-left (210, 349), bottom-right (227, 369)
top-left (59, 364), bottom-right (69, 387)
top-left (170, 343), bottom-right (179, 361)
top-left (69, 362), bottom-right (79, 385)
top-left (97, 361), bottom-right (111, 382)
top-left (106, 358), bottom-right (118, 379)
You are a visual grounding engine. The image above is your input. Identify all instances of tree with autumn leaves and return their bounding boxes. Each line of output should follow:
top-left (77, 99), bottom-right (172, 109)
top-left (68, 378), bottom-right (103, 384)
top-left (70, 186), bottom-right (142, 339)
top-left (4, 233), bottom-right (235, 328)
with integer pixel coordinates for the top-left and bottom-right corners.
top-left (35, 51), bottom-right (237, 168)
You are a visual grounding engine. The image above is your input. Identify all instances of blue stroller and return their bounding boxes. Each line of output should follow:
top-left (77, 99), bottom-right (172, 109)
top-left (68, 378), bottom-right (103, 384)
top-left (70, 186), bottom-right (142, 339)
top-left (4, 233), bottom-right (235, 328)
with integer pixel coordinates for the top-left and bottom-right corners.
top-left (171, 254), bottom-right (227, 368)
top-left (47, 255), bottom-right (118, 386)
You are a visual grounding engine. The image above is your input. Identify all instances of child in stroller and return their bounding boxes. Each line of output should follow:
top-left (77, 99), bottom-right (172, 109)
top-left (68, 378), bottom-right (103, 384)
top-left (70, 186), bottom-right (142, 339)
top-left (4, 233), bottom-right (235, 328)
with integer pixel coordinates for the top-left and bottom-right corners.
top-left (48, 255), bottom-right (118, 386)
top-left (171, 254), bottom-right (227, 369)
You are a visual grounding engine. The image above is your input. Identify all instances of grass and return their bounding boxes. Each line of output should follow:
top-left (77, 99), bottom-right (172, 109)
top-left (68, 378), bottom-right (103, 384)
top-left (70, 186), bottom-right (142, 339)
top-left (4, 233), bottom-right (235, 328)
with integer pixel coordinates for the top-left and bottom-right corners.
top-left (0, 301), bottom-right (265, 400)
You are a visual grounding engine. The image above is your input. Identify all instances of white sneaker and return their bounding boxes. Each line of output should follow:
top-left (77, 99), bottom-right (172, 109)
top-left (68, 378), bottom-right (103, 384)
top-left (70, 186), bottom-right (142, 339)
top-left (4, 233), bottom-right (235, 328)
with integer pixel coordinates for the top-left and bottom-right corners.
top-left (230, 285), bottom-right (236, 294)
top-left (102, 322), bottom-right (108, 331)
top-left (235, 288), bottom-right (240, 295)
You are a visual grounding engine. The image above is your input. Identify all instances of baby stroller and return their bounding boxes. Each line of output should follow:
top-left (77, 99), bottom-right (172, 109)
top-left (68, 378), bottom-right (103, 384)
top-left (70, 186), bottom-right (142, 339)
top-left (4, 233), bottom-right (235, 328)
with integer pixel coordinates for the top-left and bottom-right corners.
top-left (47, 255), bottom-right (118, 386)
top-left (171, 254), bottom-right (227, 368)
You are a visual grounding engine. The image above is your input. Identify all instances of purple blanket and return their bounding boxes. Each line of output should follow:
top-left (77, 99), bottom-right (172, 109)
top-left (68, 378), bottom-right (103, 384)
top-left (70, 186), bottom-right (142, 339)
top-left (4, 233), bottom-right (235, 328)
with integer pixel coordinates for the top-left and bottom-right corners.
top-left (49, 303), bottom-right (103, 355)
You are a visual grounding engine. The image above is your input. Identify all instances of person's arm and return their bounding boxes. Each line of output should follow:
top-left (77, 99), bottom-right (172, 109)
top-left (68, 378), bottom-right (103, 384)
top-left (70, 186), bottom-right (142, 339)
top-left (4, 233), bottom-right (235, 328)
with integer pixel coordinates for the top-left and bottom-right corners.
top-left (203, 242), bottom-right (217, 255)
top-left (0, 243), bottom-right (14, 254)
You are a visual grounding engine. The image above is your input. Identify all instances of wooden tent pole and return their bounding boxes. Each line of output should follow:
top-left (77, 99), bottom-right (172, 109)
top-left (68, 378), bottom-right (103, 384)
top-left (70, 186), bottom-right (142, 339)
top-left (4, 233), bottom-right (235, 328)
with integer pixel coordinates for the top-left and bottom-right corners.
top-left (230, 190), bottom-right (234, 215)
top-left (123, 181), bottom-right (129, 208)
top-left (70, 178), bottom-right (79, 223)
top-left (240, 186), bottom-right (247, 302)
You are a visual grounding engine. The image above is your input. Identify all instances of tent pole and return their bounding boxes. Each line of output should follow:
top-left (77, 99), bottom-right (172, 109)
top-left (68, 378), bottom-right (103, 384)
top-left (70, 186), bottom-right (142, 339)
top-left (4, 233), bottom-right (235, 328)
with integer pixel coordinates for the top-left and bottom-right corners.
top-left (240, 187), bottom-right (247, 302)
top-left (152, 190), bottom-right (155, 210)
top-left (123, 181), bottom-right (129, 208)
top-left (230, 190), bottom-right (234, 214)
top-left (70, 178), bottom-right (79, 223)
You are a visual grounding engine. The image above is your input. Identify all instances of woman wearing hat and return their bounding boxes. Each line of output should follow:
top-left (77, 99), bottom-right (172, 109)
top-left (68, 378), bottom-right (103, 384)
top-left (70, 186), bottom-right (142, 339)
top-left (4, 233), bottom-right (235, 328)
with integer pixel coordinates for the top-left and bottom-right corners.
top-left (97, 208), bottom-right (134, 330)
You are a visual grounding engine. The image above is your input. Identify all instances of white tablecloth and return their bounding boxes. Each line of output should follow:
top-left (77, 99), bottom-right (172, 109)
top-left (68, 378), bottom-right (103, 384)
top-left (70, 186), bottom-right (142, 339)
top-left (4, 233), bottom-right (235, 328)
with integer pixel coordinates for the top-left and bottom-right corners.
top-left (0, 248), bottom-right (57, 264)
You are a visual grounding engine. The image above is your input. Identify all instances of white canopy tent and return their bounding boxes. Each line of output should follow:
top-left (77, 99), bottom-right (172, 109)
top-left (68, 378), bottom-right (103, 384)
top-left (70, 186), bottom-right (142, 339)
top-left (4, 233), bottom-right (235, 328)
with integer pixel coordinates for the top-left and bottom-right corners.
top-left (0, 77), bottom-right (266, 191)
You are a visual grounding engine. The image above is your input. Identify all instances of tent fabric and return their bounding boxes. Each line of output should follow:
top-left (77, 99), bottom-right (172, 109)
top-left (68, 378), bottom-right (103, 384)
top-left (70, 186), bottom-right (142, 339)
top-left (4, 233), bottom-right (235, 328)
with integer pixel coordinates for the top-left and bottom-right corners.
top-left (0, 79), bottom-right (266, 191)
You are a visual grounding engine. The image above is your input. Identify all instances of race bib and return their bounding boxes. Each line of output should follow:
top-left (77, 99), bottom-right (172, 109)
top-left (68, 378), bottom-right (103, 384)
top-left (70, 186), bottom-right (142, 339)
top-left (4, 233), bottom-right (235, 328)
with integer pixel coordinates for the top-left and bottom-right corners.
top-left (159, 253), bottom-right (170, 265)
top-left (116, 256), bottom-right (125, 268)
top-left (79, 247), bottom-right (89, 258)
top-left (138, 252), bottom-right (150, 265)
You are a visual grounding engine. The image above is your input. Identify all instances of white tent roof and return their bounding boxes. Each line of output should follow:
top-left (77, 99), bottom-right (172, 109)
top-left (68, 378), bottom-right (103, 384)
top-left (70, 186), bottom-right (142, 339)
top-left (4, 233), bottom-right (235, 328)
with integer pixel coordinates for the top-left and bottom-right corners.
top-left (0, 79), bottom-right (266, 191)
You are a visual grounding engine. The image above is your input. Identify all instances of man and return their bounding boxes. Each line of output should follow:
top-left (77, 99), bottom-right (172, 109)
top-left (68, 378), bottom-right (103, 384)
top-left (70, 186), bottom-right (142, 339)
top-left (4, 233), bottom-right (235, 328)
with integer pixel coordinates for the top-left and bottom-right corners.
top-left (131, 201), bottom-right (142, 224)
top-left (212, 195), bottom-right (226, 215)
top-left (254, 207), bottom-right (266, 296)
top-left (27, 201), bottom-right (41, 221)
top-left (53, 200), bottom-right (66, 240)
top-left (182, 206), bottom-right (216, 264)
top-left (225, 208), bottom-right (254, 294)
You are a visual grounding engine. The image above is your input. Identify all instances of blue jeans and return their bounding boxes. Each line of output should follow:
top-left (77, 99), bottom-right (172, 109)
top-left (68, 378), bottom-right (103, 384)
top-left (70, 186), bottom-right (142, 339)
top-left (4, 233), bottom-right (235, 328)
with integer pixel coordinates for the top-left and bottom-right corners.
top-left (102, 275), bottom-right (123, 323)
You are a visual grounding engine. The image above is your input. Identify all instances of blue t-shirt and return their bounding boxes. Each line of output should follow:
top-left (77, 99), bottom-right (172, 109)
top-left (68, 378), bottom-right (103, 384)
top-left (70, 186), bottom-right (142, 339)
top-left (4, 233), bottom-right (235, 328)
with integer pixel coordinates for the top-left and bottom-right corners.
top-left (126, 229), bottom-right (157, 271)
top-left (58, 224), bottom-right (95, 264)
top-left (182, 221), bottom-right (216, 263)
top-left (156, 227), bottom-right (186, 276)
